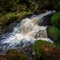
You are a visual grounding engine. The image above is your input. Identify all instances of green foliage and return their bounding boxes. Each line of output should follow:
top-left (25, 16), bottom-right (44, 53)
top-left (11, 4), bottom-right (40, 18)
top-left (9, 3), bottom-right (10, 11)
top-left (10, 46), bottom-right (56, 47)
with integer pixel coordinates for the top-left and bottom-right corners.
top-left (5, 49), bottom-right (29, 60)
top-left (51, 12), bottom-right (60, 28)
top-left (49, 26), bottom-right (60, 42)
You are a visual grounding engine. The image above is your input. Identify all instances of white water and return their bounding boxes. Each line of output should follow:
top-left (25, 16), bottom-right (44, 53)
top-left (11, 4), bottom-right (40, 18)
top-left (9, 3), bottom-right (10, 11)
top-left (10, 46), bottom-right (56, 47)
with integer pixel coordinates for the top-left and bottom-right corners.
top-left (0, 11), bottom-right (55, 54)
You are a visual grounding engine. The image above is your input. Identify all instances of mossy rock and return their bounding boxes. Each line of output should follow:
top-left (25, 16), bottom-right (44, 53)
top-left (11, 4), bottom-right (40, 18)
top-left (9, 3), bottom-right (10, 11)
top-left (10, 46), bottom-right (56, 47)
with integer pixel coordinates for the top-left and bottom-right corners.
top-left (33, 40), bottom-right (54, 60)
top-left (0, 12), bottom-right (32, 25)
top-left (5, 49), bottom-right (29, 60)
top-left (47, 26), bottom-right (60, 43)
top-left (0, 12), bottom-right (32, 34)
top-left (0, 12), bottom-right (16, 25)
top-left (15, 11), bottom-right (32, 21)
top-left (51, 12), bottom-right (60, 28)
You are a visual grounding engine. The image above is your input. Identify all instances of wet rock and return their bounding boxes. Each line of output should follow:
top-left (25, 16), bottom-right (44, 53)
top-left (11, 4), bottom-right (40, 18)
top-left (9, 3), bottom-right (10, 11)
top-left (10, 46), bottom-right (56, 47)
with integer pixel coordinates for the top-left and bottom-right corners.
top-left (6, 23), bottom-right (17, 32)
top-left (38, 11), bottom-right (55, 26)
top-left (0, 23), bottom-right (17, 35)
top-left (3, 23), bottom-right (17, 33)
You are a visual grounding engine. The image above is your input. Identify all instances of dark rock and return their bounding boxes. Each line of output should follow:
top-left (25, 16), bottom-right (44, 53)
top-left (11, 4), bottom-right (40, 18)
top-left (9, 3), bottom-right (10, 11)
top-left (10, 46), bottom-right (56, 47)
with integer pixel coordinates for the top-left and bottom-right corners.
top-left (38, 11), bottom-right (56, 26)
top-left (7, 23), bottom-right (17, 32)
top-left (4, 23), bottom-right (17, 33)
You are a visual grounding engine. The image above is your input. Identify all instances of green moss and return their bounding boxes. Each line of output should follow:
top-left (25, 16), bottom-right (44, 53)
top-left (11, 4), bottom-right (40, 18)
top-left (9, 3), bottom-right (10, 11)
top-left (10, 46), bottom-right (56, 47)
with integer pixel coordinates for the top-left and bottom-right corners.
top-left (0, 11), bottom-right (32, 34)
top-left (0, 11), bottom-right (31, 25)
top-left (49, 26), bottom-right (60, 42)
top-left (33, 40), bottom-right (44, 58)
top-left (16, 11), bottom-right (32, 19)
top-left (0, 12), bottom-right (16, 26)
top-left (51, 12), bottom-right (60, 28)
top-left (6, 12), bottom-right (16, 17)
top-left (33, 40), bottom-right (54, 59)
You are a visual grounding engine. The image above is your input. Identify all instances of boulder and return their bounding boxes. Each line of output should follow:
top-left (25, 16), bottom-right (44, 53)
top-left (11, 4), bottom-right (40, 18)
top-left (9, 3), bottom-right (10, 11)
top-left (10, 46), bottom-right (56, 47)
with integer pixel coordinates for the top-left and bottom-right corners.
top-left (4, 23), bottom-right (17, 33)
top-left (38, 11), bottom-right (55, 26)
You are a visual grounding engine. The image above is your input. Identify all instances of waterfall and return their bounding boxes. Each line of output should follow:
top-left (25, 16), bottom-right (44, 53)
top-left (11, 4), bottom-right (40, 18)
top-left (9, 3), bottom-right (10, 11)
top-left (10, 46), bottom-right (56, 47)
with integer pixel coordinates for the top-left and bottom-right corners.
top-left (0, 11), bottom-right (55, 54)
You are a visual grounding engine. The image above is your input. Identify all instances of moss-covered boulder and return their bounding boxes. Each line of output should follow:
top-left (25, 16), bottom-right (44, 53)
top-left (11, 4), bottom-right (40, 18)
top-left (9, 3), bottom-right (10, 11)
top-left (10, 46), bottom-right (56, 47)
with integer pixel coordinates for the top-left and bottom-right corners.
top-left (0, 12), bottom-right (32, 34)
top-left (51, 12), bottom-right (60, 28)
top-left (33, 40), bottom-right (55, 60)
top-left (33, 40), bottom-right (60, 60)
top-left (47, 26), bottom-right (60, 43)
top-left (0, 12), bottom-right (32, 26)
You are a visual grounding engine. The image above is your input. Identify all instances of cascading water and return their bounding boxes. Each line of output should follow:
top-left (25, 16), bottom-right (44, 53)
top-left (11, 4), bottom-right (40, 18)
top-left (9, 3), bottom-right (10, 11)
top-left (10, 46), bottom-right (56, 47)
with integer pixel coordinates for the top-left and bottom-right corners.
top-left (0, 11), bottom-right (55, 54)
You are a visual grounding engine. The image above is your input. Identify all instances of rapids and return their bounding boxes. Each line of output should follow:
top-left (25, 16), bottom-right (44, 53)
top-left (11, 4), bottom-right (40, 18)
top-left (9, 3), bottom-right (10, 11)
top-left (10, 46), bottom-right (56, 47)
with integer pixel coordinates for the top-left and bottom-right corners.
top-left (0, 11), bottom-right (55, 54)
